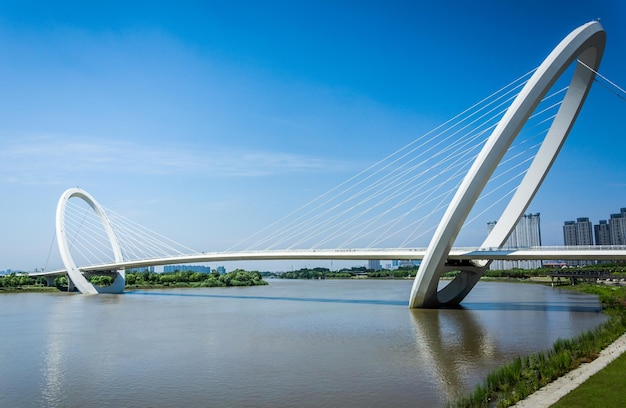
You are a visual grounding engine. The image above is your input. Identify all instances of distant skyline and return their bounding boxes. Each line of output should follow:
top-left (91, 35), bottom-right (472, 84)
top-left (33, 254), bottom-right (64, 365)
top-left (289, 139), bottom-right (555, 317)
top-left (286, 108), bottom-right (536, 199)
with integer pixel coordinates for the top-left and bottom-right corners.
top-left (1, 1), bottom-right (625, 271)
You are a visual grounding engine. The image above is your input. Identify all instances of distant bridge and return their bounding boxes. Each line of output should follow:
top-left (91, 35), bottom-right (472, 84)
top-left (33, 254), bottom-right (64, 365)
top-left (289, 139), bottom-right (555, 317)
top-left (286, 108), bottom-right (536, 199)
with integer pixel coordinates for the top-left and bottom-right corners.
top-left (40, 22), bottom-right (612, 308)
top-left (548, 269), bottom-right (625, 286)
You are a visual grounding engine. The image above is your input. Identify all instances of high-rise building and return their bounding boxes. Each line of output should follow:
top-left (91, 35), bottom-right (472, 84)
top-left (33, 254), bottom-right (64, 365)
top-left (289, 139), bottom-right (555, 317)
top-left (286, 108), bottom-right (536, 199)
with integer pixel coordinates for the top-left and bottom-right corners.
top-left (566, 209), bottom-right (626, 247)
top-left (367, 260), bottom-right (381, 271)
top-left (609, 210), bottom-right (626, 246)
top-left (563, 221), bottom-right (577, 246)
top-left (595, 220), bottom-right (611, 246)
top-left (563, 217), bottom-right (595, 265)
top-left (562, 207), bottom-right (626, 266)
top-left (563, 218), bottom-right (594, 245)
top-left (575, 217), bottom-right (594, 246)
top-left (488, 213), bottom-right (542, 270)
top-left (594, 220), bottom-right (612, 265)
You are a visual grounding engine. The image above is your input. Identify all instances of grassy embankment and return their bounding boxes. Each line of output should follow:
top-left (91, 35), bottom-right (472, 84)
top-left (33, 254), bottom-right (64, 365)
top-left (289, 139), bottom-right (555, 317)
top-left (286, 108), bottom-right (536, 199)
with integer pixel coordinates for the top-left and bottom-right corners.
top-left (0, 285), bottom-right (59, 293)
top-left (454, 284), bottom-right (626, 408)
top-left (550, 349), bottom-right (626, 407)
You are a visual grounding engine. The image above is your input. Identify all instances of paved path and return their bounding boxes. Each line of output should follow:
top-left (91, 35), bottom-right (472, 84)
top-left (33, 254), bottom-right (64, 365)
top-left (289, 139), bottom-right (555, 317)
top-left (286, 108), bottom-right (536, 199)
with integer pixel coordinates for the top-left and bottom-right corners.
top-left (513, 332), bottom-right (626, 407)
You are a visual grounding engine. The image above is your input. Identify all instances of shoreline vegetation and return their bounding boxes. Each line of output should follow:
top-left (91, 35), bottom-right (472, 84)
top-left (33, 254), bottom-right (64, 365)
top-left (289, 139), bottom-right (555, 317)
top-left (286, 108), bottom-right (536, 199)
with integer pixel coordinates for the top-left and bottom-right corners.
top-left (453, 283), bottom-right (626, 408)
top-left (3, 263), bottom-right (626, 291)
top-left (0, 269), bottom-right (267, 292)
top-left (124, 269), bottom-right (267, 289)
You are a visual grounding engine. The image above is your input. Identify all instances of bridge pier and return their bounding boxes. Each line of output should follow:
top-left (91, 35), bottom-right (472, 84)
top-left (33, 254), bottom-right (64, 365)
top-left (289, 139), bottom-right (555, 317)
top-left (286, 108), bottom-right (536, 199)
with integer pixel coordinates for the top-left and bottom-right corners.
top-left (44, 276), bottom-right (55, 287)
top-left (410, 261), bottom-right (488, 308)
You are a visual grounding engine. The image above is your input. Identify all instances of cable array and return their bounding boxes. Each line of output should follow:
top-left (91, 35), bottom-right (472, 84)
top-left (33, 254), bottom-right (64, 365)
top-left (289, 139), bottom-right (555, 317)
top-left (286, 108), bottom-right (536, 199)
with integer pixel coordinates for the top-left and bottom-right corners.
top-left (61, 200), bottom-right (198, 267)
top-left (59, 60), bottom-right (623, 264)
top-left (232, 69), bottom-right (569, 250)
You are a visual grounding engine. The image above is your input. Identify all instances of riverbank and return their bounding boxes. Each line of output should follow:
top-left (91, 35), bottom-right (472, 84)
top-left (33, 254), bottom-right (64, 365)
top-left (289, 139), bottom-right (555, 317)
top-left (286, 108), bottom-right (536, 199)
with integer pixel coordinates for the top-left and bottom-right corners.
top-left (0, 286), bottom-right (59, 293)
top-left (513, 331), bottom-right (626, 407)
top-left (455, 284), bottom-right (626, 407)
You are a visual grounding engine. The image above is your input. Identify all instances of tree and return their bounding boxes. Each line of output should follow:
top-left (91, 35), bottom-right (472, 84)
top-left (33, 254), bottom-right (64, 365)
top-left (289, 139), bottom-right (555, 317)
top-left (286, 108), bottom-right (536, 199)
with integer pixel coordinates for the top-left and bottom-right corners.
top-left (54, 276), bottom-right (68, 290)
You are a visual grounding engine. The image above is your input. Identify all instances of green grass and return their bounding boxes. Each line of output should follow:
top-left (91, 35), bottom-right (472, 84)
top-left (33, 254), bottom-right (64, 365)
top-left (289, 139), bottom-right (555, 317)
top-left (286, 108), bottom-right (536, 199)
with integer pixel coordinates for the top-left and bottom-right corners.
top-left (551, 350), bottom-right (626, 407)
top-left (0, 285), bottom-right (59, 293)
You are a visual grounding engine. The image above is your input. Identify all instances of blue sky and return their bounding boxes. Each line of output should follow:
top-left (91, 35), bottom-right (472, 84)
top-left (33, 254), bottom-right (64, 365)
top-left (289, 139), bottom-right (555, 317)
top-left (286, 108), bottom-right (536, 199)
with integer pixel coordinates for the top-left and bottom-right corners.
top-left (1, 1), bottom-right (625, 271)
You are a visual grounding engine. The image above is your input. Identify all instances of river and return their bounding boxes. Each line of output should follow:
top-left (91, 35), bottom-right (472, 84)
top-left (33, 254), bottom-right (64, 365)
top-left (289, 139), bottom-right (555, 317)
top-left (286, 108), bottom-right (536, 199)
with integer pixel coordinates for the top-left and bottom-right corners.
top-left (0, 279), bottom-right (606, 407)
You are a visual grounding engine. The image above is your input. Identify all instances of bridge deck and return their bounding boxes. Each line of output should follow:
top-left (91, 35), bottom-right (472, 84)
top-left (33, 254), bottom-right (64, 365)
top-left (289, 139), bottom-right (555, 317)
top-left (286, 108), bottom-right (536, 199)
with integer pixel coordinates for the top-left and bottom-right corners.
top-left (31, 246), bottom-right (626, 277)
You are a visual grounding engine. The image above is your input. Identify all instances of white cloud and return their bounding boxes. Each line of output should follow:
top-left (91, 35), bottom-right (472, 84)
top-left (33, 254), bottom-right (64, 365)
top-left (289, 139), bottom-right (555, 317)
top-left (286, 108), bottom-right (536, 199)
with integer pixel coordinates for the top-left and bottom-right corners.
top-left (0, 134), bottom-right (352, 184)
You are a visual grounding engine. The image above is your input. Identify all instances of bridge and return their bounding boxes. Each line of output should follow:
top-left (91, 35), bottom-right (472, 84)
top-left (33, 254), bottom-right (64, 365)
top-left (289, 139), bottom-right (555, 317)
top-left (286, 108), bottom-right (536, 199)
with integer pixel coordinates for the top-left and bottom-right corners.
top-left (548, 269), bottom-right (624, 286)
top-left (34, 21), bottom-right (625, 308)
top-left (35, 246), bottom-right (626, 274)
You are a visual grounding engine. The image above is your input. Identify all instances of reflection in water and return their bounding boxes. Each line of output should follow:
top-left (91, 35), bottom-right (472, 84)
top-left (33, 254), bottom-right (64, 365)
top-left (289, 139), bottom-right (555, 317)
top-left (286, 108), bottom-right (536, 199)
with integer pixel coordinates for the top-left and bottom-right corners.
top-left (41, 297), bottom-right (72, 406)
top-left (40, 295), bottom-right (126, 407)
top-left (126, 290), bottom-right (408, 306)
top-left (407, 282), bottom-right (605, 402)
top-left (460, 301), bottom-right (601, 313)
top-left (410, 308), bottom-right (496, 400)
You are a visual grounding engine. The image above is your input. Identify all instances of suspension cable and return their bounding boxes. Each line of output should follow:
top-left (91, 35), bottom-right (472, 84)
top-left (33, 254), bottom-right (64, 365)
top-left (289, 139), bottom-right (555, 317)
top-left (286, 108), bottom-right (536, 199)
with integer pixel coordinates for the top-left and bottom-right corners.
top-left (577, 59), bottom-right (626, 101)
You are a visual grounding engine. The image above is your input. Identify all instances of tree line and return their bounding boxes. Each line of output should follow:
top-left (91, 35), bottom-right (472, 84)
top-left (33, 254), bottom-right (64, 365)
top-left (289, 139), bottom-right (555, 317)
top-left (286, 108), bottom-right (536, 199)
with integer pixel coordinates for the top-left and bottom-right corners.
top-left (0, 273), bottom-right (47, 289)
top-left (125, 269), bottom-right (267, 288)
top-left (0, 269), bottom-right (267, 291)
top-left (4, 263), bottom-right (626, 291)
top-left (278, 263), bottom-right (626, 281)
top-left (277, 266), bottom-right (416, 279)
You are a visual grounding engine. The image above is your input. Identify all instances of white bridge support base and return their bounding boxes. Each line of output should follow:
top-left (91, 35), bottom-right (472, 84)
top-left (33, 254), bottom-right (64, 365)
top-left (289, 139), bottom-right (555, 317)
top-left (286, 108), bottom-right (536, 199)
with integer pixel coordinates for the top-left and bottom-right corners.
top-left (409, 21), bottom-right (605, 308)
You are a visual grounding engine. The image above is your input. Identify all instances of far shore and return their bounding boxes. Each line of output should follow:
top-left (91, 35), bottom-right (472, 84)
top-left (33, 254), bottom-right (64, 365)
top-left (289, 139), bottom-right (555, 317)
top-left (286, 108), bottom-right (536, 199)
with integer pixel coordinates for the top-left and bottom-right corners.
top-left (3, 274), bottom-right (622, 294)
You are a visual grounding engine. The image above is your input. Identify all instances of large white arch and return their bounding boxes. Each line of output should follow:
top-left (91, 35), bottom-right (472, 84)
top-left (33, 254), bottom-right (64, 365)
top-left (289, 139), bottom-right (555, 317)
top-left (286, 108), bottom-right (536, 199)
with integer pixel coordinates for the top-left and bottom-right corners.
top-left (56, 187), bottom-right (126, 294)
top-left (409, 21), bottom-right (606, 308)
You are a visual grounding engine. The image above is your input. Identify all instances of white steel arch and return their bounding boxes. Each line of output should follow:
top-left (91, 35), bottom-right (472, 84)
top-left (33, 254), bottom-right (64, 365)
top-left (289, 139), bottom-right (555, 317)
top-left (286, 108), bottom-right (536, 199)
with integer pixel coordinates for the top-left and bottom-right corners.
top-left (56, 187), bottom-right (126, 294)
top-left (409, 21), bottom-right (606, 308)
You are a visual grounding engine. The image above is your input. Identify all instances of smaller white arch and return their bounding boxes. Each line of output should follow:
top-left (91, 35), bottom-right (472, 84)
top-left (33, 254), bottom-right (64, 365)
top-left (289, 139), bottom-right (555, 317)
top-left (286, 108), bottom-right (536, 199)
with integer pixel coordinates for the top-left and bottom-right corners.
top-left (56, 188), bottom-right (125, 294)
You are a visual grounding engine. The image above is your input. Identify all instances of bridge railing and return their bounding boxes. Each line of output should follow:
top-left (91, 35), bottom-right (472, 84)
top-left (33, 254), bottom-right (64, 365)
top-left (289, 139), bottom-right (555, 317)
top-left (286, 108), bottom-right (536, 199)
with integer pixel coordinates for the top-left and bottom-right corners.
top-left (472, 245), bottom-right (626, 252)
